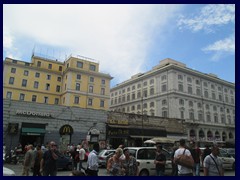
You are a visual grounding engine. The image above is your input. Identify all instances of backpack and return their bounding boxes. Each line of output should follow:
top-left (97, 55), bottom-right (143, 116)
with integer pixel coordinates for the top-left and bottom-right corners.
top-left (75, 153), bottom-right (80, 162)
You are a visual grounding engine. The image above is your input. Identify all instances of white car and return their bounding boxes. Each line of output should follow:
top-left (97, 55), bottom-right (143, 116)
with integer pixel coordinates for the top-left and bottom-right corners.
top-left (98, 149), bottom-right (116, 167)
top-left (3, 167), bottom-right (16, 176)
top-left (125, 147), bottom-right (172, 176)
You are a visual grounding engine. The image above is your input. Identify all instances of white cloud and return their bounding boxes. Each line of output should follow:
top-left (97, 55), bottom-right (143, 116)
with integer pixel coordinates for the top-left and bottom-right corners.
top-left (3, 4), bottom-right (182, 85)
top-left (202, 35), bottom-right (235, 61)
top-left (177, 4), bottom-right (235, 33)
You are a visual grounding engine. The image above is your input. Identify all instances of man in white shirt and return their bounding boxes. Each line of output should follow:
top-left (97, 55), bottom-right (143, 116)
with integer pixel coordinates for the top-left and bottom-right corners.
top-left (174, 139), bottom-right (193, 176)
top-left (87, 143), bottom-right (99, 176)
top-left (78, 145), bottom-right (86, 171)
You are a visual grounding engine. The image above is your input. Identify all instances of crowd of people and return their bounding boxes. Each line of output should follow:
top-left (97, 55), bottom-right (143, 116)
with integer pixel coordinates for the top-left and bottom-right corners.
top-left (19, 138), bottom-right (225, 176)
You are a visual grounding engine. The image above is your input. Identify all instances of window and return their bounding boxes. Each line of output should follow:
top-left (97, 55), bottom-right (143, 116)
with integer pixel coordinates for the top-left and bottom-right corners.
top-left (204, 82), bottom-right (208, 87)
top-left (55, 98), bottom-right (59, 105)
top-left (178, 74), bottom-right (183, 80)
top-left (212, 92), bottom-right (216, 100)
top-left (143, 103), bottom-right (148, 108)
top-left (46, 83), bottom-right (50, 90)
top-left (196, 79), bottom-right (200, 85)
top-left (137, 92), bottom-right (141, 99)
top-left (12, 60), bottom-right (17, 63)
top-left (127, 87), bottom-right (130, 92)
top-left (90, 64), bottom-right (96, 71)
top-left (132, 93), bottom-right (135, 100)
top-left (6, 92), bottom-right (12, 99)
top-left (187, 77), bottom-right (192, 83)
top-left (150, 88), bottom-right (154, 95)
top-left (100, 100), bottom-right (105, 107)
top-left (162, 99), bottom-right (167, 105)
top-left (44, 97), bottom-right (48, 104)
top-left (137, 84), bottom-right (141, 89)
top-left (214, 115), bottom-right (218, 123)
top-left (76, 83), bottom-right (80, 91)
top-left (196, 89), bottom-right (201, 96)
top-left (88, 98), bottom-right (93, 106)
top-left (48, 64), bottom-right (52, 69)
top-left (37, 61), bottom-right (41, 67)
top-left (67, 63), bottom-right (69, 68)
top-left (204, 91), bottom-right (208, 98)
top-left (131, 106), bottom-right (135, 111)
top-left (74, 97), bottom-right (79, 104)
top-left (19, 93), bottom-right (25, 101)
top-left (32, 95), bottom-right (37, 102)
top-left (47, 75), bottom-right (51, 80)
top-left (77, 61), bottom-right (83, 68)
top-left (89, 86), bottom-right (93, 93)
top-left (162, 110), bottom-right (167, 118)
top-left (162, 84), bottom-right (167, 92)
top-left (102, 79), bottom-right (105, 85)
top-left (24, 70), bottom-right (29, 76)
top-left (211, 84), bottom-right (215, 89)
top-left (59, 66), bottom-right (62, 71)
top-left (101, 88), bottom-right (105, 95)
top-left (143, 81), bottom-right (148, 86)
top-left (198, 113), bottom-right (203, 121)
top-left (34, 81), bottom-right (39, 89)
top-left (127, 94), bottom-right (130, 101)
top-left (161, 75), bottom-right (167, 81)
top-left (77, 74), bottom-right (81, 80)
top-left (143, 89), bottom-right (148, 97)
top-left (35, 72), bottom-right (40, 78)
top-left (137, 104), bottom-right (141, 110)
top-left (189, 101), bottom-right (193, 107)
top-left (219, 94), bottom-right (223, 101)
top-left (22, 79), bottom-right (27, 87)
top-left (189, 112), bottom-right (194, 120)
top-left (150, 79), bottom-right (154, 84)
top-left (56, 85), bottom-right (61, 92)
top-left (25, 63), bottom-right (30, 66)
top-left (90, 77), bottom-right (94, 82)
top-left (179, 99), bottom-right (184, 105)
top-left (178, 84), bottom-right (183, 92)
top-left (150, 102), bottom-right (154, 107)
top-left (205, 104), bottom-right (209, 110)
top-left (132, 85), bottom-right (135, 90)
top-left (11, 68), bottom-right (16, 73)
top-left (57, 77), bottom-right (61, 82)
top-left (197, 103), bottom-right (202, 108)
top-left (9, 77), bottom-right (14, 84)
top-left (206, 114), bottom-right (211, 122)
top-left (188, 86), bottom-right (192, 94)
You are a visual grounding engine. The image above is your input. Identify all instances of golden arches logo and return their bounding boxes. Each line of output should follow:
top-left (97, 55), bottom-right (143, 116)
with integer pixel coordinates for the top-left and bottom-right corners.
top-left (62, 126), bottom-right (71, 133)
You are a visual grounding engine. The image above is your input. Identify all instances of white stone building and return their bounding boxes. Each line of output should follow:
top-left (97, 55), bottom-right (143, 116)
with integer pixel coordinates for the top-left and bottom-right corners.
top-left (110, 58), bottom-right (235, 144)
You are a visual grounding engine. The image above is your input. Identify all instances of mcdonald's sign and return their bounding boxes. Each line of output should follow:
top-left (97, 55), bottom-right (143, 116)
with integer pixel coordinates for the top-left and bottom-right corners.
top-left (59, 125), bottom-right (73, 135)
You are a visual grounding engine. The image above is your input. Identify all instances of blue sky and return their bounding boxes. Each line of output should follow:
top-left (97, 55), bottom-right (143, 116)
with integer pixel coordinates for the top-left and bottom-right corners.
top-left (3, 4), bottom-right (235, 87)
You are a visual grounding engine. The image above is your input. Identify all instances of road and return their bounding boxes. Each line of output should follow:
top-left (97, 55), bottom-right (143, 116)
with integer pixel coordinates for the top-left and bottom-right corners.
top-left (4, 162), bottom-right (235, 176)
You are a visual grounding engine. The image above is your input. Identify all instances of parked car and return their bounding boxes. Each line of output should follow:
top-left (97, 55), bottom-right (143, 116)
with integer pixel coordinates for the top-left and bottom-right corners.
top-left (200, 147), bottom-right (235, 170)
top-left (3, 166), bottom-right (16, 176)
top-left (125, 147), bottom-right (172, 176)
top-left (56, 154), bottom-right (72, 170)
top-left (98, 149), bottom-right (116, 167)
top-left (222, 148), bottom-right (235, 159)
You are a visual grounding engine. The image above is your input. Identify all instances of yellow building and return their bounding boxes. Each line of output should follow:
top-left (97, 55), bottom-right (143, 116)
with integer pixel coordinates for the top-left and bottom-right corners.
top-left (3, 54), bottom-right (113, 110)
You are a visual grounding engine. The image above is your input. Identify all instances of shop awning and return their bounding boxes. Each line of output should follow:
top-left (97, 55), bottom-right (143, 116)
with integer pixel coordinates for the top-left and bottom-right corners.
top-left (21, 128), bottom-right (46, 136)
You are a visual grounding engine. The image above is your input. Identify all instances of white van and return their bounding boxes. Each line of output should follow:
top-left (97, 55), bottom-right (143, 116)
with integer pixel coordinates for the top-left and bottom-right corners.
top-left (125, 147), bottom-right (172, 176)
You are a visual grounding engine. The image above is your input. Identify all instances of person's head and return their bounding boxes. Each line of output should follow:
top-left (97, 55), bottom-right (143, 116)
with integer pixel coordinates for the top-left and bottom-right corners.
top-left (179, 139), bottom-right (186, 147)
top-left (156, 145), bottom-right (163, 152)
top-left (211, 144), bottom-right (220, 156)
top-left (49, 141), bottom-right (57, 150)
top-left (123, 148), bottom-right (130, 157)
top-left (27, 144), bottom-right (33, 151)
top-left (93, 143), bottom-right (100, 153)
top-left (115, 148), bottom-right (123, 158)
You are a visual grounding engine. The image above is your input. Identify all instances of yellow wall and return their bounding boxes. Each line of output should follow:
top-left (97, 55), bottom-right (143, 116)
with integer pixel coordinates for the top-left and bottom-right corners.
top-left (3, 55), bottom-right (112, 110)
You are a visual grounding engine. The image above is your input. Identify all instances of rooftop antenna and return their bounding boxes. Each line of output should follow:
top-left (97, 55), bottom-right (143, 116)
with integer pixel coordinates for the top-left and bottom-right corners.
top-left (32, 44), bottom-right (36, 57)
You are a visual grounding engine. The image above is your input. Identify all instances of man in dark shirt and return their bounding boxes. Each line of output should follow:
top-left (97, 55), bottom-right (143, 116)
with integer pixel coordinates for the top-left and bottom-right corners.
top-left (40, 141), bottom-right (61, 176)
top-left (154, 145), bottom-right (166, 176)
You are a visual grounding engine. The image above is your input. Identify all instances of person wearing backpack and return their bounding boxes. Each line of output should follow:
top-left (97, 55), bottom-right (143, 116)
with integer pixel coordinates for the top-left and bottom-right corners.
top-left (174, 139), bottom-right (194, 176)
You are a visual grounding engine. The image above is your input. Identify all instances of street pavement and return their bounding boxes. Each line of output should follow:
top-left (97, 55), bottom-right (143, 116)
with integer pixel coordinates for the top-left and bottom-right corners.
top-left (4, 162), bottom-right (235, 176)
